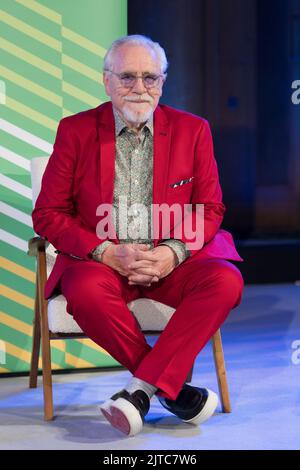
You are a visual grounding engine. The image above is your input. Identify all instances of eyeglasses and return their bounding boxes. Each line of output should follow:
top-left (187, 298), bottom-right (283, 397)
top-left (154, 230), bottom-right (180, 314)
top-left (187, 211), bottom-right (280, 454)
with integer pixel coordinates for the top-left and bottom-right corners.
top-left (104, 70), bottom-right (166, 88)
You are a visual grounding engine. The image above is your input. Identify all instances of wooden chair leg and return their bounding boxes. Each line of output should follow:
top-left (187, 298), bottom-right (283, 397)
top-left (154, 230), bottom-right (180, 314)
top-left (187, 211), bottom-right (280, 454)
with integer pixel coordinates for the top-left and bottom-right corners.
top-left (212, 329), bottom-right (231, 413)
top-left (37, 252), bottom-right (54, 421)
top-left (186, 363), bottom-right (194, 383)
top-left (29, 280), bottom-right (41, 388)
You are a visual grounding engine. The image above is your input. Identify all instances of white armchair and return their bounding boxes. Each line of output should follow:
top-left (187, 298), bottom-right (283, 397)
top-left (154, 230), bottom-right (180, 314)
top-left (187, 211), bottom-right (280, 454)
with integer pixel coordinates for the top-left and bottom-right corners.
top-left (28, 157), bottom-right (231, 421)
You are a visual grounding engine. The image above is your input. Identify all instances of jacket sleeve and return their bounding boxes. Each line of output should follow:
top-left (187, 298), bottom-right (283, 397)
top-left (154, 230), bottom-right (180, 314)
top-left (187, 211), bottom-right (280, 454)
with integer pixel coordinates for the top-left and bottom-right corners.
top-left (157, 239), bottom-right (191, 265)
top-left (161, 119), bottom-right (225, 257)
top-left (31, 117), bottom-right (104, 260)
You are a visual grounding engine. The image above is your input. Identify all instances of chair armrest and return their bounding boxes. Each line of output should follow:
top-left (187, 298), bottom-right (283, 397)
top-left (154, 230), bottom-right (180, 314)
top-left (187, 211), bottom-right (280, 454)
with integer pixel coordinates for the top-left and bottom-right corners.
top-left (27, 236), bottom-right (49, 257)
top-left (28, 237), bottom-right (49, 300)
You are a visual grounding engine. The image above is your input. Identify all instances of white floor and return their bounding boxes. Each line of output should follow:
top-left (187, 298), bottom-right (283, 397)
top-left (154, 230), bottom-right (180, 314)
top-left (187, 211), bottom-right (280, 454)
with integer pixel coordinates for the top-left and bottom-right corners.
top-left (0, 283), bottom-right (299, 450)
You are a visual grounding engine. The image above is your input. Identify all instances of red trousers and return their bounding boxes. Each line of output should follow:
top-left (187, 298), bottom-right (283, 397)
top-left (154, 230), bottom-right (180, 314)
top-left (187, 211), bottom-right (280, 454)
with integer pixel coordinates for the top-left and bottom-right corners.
top-left (59, 257), bottom-right (244, 400)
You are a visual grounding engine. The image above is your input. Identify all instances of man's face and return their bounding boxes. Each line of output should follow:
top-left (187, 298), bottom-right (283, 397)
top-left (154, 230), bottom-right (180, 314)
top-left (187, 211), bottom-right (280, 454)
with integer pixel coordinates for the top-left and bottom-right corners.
top-left (103, 44), bottom-right (165, 127)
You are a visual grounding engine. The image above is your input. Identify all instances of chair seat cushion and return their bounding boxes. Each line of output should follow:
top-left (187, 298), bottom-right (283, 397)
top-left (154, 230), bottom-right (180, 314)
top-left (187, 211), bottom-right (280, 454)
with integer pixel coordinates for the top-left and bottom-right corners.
top-left (48, 295), bottom-right (175, 333)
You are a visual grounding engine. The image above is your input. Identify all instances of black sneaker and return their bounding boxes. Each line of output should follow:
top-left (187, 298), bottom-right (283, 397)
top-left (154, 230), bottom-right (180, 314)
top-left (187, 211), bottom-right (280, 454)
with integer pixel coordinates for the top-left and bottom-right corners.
top-left (99, 389), bottom-right (150, 436)
top-left (157, 383), bottom-right (218, 424)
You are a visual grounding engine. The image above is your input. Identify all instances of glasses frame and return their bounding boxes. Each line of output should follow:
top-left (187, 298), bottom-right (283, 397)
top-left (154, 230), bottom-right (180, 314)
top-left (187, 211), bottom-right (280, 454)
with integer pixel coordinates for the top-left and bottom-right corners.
top-left (104, 69), bottom-right (167, 89)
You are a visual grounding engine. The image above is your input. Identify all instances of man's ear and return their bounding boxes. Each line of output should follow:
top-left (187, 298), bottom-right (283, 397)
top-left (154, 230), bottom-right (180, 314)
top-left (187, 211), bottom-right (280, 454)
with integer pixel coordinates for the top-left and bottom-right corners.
top-left (103, 72), bottom-right (111, 97)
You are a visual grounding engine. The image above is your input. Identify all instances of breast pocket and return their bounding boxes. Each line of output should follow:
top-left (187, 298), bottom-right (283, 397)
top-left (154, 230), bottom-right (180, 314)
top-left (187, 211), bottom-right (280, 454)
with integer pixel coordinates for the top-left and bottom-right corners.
top-left (169, 176), bottom-right (194, 188)
top-left (167, 178), bottom-right (193, 203)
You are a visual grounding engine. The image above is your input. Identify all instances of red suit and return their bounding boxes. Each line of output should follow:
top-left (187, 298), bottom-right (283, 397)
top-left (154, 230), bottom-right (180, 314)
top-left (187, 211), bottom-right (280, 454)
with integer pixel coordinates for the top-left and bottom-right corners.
top-left (32, 101), bottom-right (244, 400)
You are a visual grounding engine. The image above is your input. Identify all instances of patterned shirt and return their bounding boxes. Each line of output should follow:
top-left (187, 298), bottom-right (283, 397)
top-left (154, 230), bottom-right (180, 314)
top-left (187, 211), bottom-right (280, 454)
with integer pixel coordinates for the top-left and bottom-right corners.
top-left (91, 106), bottom-right (190, 265)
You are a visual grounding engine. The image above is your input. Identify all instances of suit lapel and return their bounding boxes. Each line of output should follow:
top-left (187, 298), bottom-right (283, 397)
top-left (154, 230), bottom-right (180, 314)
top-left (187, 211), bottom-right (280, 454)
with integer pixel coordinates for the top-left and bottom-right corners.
top-left (96, 102), bottom-right (118, 242)
top-left (97, 102), bottom-right (115, 205)
top-left (153, 105), bottom-right (171, 205)
top-left (153, 105), bottom-right (171, 245)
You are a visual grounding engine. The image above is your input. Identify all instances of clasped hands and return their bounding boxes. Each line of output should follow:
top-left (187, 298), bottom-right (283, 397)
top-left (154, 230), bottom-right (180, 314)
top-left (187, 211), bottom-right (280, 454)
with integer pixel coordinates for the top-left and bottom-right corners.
top-left (101, 243), bottom-right (177, 286)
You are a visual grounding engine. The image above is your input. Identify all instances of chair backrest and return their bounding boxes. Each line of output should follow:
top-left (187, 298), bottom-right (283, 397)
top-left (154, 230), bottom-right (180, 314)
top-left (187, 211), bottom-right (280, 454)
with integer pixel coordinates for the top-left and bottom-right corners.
top-left (30, 157), bottom-right (50, 208)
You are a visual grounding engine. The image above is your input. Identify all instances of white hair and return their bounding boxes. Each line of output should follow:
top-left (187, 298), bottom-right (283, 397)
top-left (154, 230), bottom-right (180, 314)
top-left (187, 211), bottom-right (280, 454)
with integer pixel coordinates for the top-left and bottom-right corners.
top-left (103, 34), bottom-right (168, 74)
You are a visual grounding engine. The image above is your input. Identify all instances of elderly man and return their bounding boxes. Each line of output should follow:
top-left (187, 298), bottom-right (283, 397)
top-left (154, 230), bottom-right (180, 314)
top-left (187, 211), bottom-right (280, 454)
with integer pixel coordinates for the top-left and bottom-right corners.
top-left (32, 34), bottom-right (244, 436)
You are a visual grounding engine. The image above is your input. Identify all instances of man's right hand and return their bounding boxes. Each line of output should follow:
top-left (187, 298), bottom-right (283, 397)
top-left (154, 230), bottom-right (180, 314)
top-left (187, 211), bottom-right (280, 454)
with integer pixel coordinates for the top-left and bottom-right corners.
top-left (99, 243), bottom-right (160, 286)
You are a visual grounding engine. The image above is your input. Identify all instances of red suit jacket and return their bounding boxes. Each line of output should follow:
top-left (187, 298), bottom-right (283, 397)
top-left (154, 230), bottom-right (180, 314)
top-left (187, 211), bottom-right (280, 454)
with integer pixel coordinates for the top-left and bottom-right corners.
top-left (32, 101), bottom-right (242, 300)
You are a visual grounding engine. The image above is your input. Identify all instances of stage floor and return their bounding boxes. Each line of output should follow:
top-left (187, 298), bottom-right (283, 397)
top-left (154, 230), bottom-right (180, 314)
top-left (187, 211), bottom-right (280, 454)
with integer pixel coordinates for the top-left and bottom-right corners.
top-left (0, 283), bottom-right (299, 450)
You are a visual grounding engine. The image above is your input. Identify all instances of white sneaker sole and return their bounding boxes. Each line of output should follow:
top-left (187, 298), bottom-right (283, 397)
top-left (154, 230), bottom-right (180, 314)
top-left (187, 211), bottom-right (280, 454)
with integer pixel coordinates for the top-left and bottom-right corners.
top-left (182, 389), bottom-right (218, 425)
top-left (99, 398), bottom-right (143, 437)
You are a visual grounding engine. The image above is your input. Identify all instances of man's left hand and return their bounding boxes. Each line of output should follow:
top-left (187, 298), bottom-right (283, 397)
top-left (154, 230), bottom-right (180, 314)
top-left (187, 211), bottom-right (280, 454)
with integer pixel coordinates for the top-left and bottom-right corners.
top-left (127, 245), bottom-right (177, 286)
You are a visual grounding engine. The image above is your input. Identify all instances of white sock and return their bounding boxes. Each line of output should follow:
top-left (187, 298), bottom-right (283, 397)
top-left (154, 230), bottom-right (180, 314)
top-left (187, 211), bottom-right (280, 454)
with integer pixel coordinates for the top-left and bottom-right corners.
top-left (125, 377), bottom-right (157, 399)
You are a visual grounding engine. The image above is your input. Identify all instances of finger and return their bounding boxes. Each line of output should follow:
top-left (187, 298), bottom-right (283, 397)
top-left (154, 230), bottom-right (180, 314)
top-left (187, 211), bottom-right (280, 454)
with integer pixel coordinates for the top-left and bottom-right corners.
top-left (128, 276), bottom-right (153, 284)
top-left (129, 267), bottom-right (160, 277)
top-left (135, 250), bottom-right (158, 262)
top-left (129, 276), bottom-right (159, 286)
top-left (132, 243), bottom-right (151, 251)
top-left (129, 281), bottom-right (151, 286)
top-left (128, 273), bottom-right (155, 283)
top-left (128, 260), bottom-right (157, 269)
top-left (117, 243), bottom-right (150, 257)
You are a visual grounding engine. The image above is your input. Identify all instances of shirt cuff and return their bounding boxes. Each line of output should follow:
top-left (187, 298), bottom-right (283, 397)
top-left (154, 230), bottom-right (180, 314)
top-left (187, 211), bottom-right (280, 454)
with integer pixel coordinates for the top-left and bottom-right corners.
top-left (90, 240), bottom-right (114, 262)
top-left (158, 239), bottom-right (191, 266)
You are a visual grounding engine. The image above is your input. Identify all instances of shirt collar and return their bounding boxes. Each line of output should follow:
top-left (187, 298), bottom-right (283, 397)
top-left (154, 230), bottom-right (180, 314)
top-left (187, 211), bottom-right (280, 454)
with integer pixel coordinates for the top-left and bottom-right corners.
top-left (112, 105), bottom-right (153, 136)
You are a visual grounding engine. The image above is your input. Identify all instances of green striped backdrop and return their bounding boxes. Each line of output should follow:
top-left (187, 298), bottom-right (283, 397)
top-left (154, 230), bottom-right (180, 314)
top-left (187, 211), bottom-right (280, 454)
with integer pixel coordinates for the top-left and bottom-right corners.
top-left (0, 0), bottom-right (127, 373)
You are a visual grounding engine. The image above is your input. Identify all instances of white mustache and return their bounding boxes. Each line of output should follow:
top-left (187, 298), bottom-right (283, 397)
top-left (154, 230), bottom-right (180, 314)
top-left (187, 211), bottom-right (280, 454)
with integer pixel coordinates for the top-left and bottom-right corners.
top-left (124, 96), bottom-right (152, 103)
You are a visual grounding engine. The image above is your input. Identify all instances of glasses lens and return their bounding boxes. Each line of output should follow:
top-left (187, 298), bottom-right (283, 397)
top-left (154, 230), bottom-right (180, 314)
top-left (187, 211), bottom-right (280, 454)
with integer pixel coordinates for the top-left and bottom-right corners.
top-left (119, 73), bottom-right (136, 87)
top-left (143, 75), bottom-right (159, 87)
top-left (117, 73), bottom-right (161, 88)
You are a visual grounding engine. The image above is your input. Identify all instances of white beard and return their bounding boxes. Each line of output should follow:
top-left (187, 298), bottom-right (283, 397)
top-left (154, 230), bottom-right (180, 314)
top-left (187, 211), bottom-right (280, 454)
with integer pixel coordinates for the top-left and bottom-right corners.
top-left (122, 104), bottom-right (154, 124)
